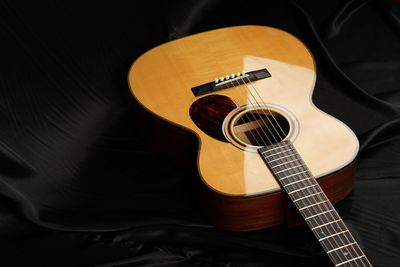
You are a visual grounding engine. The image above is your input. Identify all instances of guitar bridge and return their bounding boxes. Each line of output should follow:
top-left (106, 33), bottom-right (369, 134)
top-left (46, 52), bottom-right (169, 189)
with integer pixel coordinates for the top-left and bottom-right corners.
top-left (191, 68), bottom-right (271, 97)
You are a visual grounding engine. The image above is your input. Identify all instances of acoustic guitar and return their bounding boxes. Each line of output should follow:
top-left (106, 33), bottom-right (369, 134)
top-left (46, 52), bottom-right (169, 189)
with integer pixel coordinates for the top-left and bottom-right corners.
top-left (128, 25), bottom-right (371, 266)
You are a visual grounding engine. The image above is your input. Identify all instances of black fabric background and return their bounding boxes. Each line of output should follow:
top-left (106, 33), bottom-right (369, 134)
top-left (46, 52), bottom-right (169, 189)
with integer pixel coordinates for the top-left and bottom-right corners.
top-left (1, 0), bottom-right (399, 266)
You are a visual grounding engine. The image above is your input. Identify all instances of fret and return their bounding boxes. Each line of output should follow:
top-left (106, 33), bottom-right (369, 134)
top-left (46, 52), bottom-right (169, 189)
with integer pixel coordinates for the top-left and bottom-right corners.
top-left (264, 148), bottom-right (294, 158)
top-left (296, 192), bottom-right (328, 206)
top-left (287, 184), bottom-right (318, 195)
top-left (302, 207), bottom-right (338, 224)
top-left (308, 214), bottom-right (343, 235)
top-left (319, 231), bottom-right (359, 252)
top-left (268, 154), bottom-right (296, 163)
top-left (314, 224), bottom-right (348, 241)
top-left (257, 141), bottom-right (372, 267)
top-left (270, 158), bottom-right (301, 168)
top-left (329, 245), bottom-right (366, 267)
top-left (293, 191), bottom-right (323, 202)
top-left (284, 179), bottom-right (315, 192)
top-left (259, 141), bottom-right (288, 149)
top-left (261, 144), bottom-right (290, 153)
top-left (275, 164), bottom-right (305, 174)
top-left (318, 230), bottom-right (349, 242)
top-left (336, 255), bottom-right (366, 266)
top-left (298, 200), bottom-right (329, 211)
top-left (285, 177), bottom-right (312, 186)
top-left (279, 170), bottom-right (309, 181)
top-left (304, 209), bottom-right (334, 220)
top-left (327, 242), bottom-right (357, 254)
top-left (311, 219), bottom-right (341, 230)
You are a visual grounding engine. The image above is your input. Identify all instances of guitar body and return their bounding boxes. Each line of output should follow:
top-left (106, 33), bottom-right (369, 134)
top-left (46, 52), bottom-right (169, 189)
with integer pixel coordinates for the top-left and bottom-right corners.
top-left (128, 25), bottom-right (359, 231)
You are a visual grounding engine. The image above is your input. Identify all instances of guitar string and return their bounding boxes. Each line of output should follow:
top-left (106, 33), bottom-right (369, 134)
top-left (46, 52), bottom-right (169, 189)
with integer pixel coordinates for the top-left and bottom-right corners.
top-left (241, 76), bottom-right (283, 143)
top-left (240, 75), bottom-right (365, 265)
top-left (215, 78), bottom-right (333, 259)
top-left (230, 78), bottom-right (280, 145)
top-left (239, 75), bottom-right (360, 263)
top-left (233, 76), bottom-right (283, 146)
top-left (219, 73), bottom-right (280, 147)
top-left (218, 77), bottom-right (362, 262)
top-left (244, 76), bottom-right (287, 138)
top-left (218, 78), bottom-right (370, 266)
top-left (276, 145), bottom-right (362, 265)
top-left (216, 72), bottom-right (365, 265)
top-left (242, 76), bottom-right (368, 265)
top-left (222, 78), bottom-right (336, 257)
top-left (233, 76), bottom-right (357, 264)
top-left (222, 77), bottom-right (272, 147)
top-left (217, 75), bottom-right (342, 263)
top-left (215, 74), bottom-right (275, 147)
top-left (239, 75), bottom-right (365, 264)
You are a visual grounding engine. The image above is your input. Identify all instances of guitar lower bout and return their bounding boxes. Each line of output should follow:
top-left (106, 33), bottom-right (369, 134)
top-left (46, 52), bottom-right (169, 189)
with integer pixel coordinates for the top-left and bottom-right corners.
top-left (202, 156), bottom-right (357, 231)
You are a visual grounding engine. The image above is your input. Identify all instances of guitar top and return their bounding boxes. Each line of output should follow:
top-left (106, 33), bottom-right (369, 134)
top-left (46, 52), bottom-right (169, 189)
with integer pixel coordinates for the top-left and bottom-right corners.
top-left (128, 25), bottom-right (358, 196)
top-left (128, 26), bottom-right (371, 266)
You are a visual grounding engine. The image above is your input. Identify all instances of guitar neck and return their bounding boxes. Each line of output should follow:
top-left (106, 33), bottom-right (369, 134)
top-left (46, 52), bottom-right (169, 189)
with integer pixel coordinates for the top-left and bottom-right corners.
top-left (258, 141), bottom-right (371, 266)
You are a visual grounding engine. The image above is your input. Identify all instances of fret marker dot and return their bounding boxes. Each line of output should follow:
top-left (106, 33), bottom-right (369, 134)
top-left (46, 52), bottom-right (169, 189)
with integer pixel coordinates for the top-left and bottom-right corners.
top-left (343, 252), bottom-right (349, 256)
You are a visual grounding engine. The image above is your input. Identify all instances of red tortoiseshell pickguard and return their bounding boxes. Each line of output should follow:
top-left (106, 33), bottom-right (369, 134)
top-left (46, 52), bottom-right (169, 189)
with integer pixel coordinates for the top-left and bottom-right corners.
top-left (189, 95), bottom-right (237, 142)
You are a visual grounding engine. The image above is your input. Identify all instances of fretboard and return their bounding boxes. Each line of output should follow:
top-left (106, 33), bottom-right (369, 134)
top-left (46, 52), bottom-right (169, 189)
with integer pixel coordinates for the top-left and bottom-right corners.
top-left (258, 140), bottom-right (371, 267)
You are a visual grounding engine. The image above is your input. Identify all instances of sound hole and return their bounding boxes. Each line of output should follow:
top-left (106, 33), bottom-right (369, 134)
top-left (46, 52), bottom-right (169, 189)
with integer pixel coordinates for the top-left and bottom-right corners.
top-left (232, 109), bottom-right (290, 147)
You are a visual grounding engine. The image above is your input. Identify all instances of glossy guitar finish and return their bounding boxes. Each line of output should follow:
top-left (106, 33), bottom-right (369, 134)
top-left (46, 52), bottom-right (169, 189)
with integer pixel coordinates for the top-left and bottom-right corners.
top-left (129, 25), bottom-right (357, 200)
top-left (128, 25), bottom-right (372, 266)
